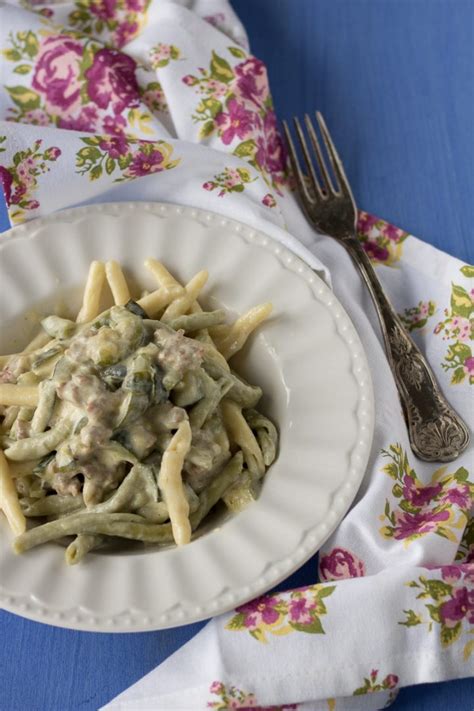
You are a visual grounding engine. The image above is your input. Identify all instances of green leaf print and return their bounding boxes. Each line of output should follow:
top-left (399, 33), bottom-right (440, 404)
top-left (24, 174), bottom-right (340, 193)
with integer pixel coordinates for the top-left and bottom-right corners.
top-left (440, 622), bottom-right (462, 647)
top-left (23, 31), bottom-right (39, 58)
top-left (202, 97), bottom-right (222, 118)
top-left (455, 467), bottom-right (469, 482)
top-left (233, 139), bottom-right (257, 158)
top-left (226, 612), bottom-right (246, 630)
top-left (426, 604), bottom-right (441, 623)
top-left (90, 164), bottom-right (103, 180)
top-left (3, 48), bottom-right (22, 62)
top-left (460, 264), bottom-right (474, 278)
top-left (450, 284), bottom-right (473, 318)
top-left (105, 156), bottom-right (115, 175)
top-left (290, 617), bottom-right (324, 634)
top-left (210, 50), bottom-right (234, 83)
top-left (13, 64), bottom-right (32, 75)
top-left (228, 46), bottom-right (247, 58)
top-left (451, 366), bottom-right (466, 385)
top-left (399, 609), bottom-right (422, 627)
top-left (6, 86), bottom-right (40, 111)
top-left (76, 146), bottom-right (101, 164)
top-left (200, 120), bottom-right (215, 138)
top-left (423, 580), bottom-right (452, 601)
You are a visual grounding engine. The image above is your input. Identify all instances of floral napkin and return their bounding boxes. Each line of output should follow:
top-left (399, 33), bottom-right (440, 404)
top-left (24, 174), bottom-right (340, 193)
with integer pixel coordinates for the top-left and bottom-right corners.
top-left (0, 1), bottom-right (472, 709)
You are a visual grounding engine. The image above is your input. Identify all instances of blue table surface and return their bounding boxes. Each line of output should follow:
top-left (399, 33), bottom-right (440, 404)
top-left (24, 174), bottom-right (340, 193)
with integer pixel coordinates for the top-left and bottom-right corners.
top-left (0, 1), bottom-right (473, 709)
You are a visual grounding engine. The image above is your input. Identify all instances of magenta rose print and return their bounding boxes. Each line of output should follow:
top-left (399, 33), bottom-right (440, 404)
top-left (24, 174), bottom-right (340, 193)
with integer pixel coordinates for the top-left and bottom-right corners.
top-left (400, 565), bottom-right (474, 659)
top-left (66, 0), bottom-right (151, 49)
top-left (226, 584), bottom-right (335, 643)
top-left (202, 166), bottom-right (255, 197)
top-left (319, 547), bottom-right (366, 581)
top-left (379, 443), bottom-right (472, 545)
top-left (357, 211), bottom-right (409, 266)
top-left (75, 134), bottom-right (179, 181)
top-left (207, 681), bottom-right (298, 710)
top-left (182, 46), bottom-right (288, 193)
top-left (353, 668), bottom-right (399, 703)
top-left (0, 136), bottom-right (61, 224)
top-left (2, 29), bottom-right (158, 137)
top-left (262, 193), bottom-right (276, 208)
top-left (399, 300), bottom-right (436, 333)
top-left (434, 266), bottom-right (474, 385)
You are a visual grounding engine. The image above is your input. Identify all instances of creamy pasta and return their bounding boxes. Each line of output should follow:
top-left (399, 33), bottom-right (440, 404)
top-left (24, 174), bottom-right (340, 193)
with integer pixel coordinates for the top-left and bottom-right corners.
top-left (0, 259), bottom-right (277, 564)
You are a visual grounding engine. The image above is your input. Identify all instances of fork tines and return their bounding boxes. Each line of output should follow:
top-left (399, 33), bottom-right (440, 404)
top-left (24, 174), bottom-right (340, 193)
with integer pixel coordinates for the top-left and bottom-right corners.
top-left (283, 112), bottom-right (351, 203)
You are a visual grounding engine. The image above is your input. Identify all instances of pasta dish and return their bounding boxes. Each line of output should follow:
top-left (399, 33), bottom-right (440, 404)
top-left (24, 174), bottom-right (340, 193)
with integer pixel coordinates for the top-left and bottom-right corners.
top-left (0, 258), bottom-right (277, 564)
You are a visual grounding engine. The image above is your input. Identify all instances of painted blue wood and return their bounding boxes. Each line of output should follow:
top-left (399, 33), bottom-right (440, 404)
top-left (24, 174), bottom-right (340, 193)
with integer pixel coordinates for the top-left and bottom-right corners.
top-left (0, 1), bottom-right (472, 709)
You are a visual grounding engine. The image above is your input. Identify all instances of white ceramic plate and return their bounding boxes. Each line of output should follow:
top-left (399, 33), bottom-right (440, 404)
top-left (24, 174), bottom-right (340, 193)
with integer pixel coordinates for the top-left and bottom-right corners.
top-left (0, 202), bottom-right (374, 632)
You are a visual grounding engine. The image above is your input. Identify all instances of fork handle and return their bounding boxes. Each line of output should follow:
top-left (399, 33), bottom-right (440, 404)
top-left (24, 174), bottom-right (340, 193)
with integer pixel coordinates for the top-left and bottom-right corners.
top-left (344, 236), bottom-right (470, 462)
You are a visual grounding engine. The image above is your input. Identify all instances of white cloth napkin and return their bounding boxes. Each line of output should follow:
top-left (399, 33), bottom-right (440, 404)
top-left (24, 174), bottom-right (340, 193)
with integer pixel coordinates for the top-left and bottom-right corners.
top-left (0, 1), bottom-right (472, 709)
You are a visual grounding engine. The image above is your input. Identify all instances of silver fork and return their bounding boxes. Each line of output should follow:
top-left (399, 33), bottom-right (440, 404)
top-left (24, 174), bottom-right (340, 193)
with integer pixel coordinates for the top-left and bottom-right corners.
top-left (283, 112), bottom-right (470, 462)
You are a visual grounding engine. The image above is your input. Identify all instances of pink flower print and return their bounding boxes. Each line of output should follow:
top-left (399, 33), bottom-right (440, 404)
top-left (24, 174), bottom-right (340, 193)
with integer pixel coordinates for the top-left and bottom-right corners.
top-left (262, 193), bottom-right (276, 208)
top-left (126, 0), bottom-right (147, 10)
top-left (103, 114), bottom-right (127, 135)
top-left (124, 148), bottom-right (165, 177)
top-left (206, 79), bottom-right (228, 99)
top-left (440, 565), bottom-right (463, 584)
top-left (319, 547), bottom-right (366, 581)
top-left (370, 669), bottom-right (378, 683)
top-left (204, 12), bottom-right (226, 28)
top-left (383, 223), bottom-right (404, 242)
top-left (150, 43), bottom-right (171, 65)
top-left (464, 356), bottom-right (474, 375)
top-left (85, 48), bottom-right (140, 114)
top-left (0, 166), bottom-right (13, 206)
top-left (11, 185), bottom-right (26, 205)
top-left (460, 563), bottom-right (474, 585)
top-left (58, 105), bottom-right (99, 132)
top-left (98, 135), bottom-right (128, 159)
top-left (16, 160), bottom-right (35, 188)
top-left (203, 181), bottom-right (214, 191)
top-left (234, 57), bottom-right (269, 107)
top-left (235, 595), bottom-right (280, 630)
top-left (357, 211), bottom-right (378, 234)
top-left (18, 109), bottom-right (50, 127)
top-left (385, 674), bottom-right (399, 689)
top-left (209, 681), bottom-right (224, 694)
top-left (23, 199), bottom-right (39, 210)
top-left (362, 238), bottom-right (389, 262)
top-left (439, 587), bottom-right (472, 627)
top-left (89, 0), bottom-right (117, 20)
top-left (32, 35), bottom-right (83, 115)
top-left (115, 21), bottom-right (139, 48)
top-left (441, 483), bottom-right (471, 509)
top-left (216, 99), bottom-right (254, 145)
top-left (182, 75), bottom-right (198, 87)
top-left (288, 596), bottom-right (315, 624)
top-left (402, 475), bottom-right (442, 508)
top-left (393, 509), bottom-right (450, 539)
top-left (255, 110), bottom-right (287, 178)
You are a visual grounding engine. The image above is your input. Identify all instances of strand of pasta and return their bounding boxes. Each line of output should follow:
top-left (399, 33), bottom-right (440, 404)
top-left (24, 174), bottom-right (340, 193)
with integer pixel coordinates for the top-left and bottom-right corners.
top-left (0, 384), bottom-right (39, 408)
top-left (0, 449), bottom-right (26, 535)
top-left (76, 261), bottom-right (106, 323)
top-left (220, 399), bottom-right (265, 477)
top-left (158, 419), bottom-right (192, 545)
top-left (214, 303), bottom-right (273, 360)
top-left (105, 260), bottom-right (131, 305)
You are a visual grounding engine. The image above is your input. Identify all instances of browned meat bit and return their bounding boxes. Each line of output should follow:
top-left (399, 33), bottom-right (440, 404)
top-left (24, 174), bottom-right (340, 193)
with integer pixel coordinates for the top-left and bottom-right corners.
top-left (154, 328), bottom-right (205, 389)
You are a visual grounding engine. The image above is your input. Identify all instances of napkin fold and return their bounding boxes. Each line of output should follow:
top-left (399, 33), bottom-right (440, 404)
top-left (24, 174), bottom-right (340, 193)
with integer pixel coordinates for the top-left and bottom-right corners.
top-left (0, 1), bottom-right (472, 709)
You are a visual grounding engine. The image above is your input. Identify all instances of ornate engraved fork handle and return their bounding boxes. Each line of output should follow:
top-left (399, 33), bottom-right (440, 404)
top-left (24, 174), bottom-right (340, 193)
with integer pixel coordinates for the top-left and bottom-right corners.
top-left (344, 236), bottom-right (470, 462)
